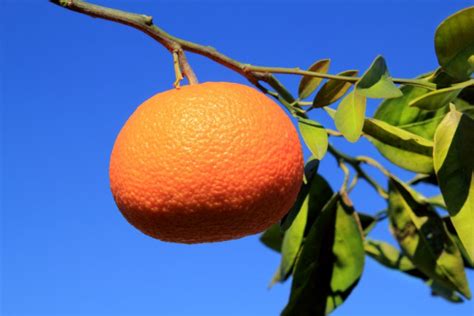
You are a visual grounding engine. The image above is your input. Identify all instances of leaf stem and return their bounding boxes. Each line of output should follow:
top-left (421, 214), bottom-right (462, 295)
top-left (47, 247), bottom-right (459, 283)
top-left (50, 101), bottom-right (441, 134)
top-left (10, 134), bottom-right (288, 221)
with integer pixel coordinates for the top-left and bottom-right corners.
top-left (339, 161), bottom-right (351, 193)
top-left (374, 209), bottom-right (389, 222)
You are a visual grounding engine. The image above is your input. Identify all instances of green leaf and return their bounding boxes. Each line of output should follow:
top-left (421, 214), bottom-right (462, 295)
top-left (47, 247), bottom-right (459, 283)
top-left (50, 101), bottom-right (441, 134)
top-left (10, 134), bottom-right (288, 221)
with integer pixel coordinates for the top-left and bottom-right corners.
top-left (334, 91), bottom-right (367, 142)
top-left (426, 194), bottom-right (447, 209)
top-left (458, 84), bottom-right (474, 104)
top-left (358, 212), bottom-right (377, 235)
top-left (372, 78), bottom-right (451, 172)
top-left (298, 59), bottom-right (331, 99)
top-left (282, 195), bottom-right (365, 316)
top-left (409, 80), bottom-right (474, 111)
top-left (433, 108), bottom-right (474, 262)
top-left (280, 158), bottom-right (321, 231)
top-left (279, 205), bottom-right (309, 280)
top-left (298, 118), bottom-right (328, 160)
top-left (367, 139), bottom-right (435, 174)
top-left (435, 6), bottom-right (474, 80)
top-left (312, 70), bottom-right (358, 108)
top-left (455, 99), bottom-right (474, 120)
top-left (268, 268), bottom-right (282, 288)
top-left (443, 217), bottom-right (474, 269)
top-left (429, 280), bottom-right (464, 303)
top-left (409, 173), bottom-right (439, 186)
top-left (279, 174), bottom-right (326, 281)
top-left (388, 177), bottom-right (471, 299)
top-left (260, 224), bottom-right (283, 253)
top-left (432, 67), bottom-right (463, 88)
top-left (302, 156), bottom-right (320, 185)
top-left (356, 55), bottom-right (403, 99)
top-left (323, 106), bottom-right (336, 119)
top-left (364, 239), bottom-right (417, 272)
top-left (364, 239), bottom-right (429, 279)
top-left (363, 118), bottom-right (434, 173)
top-left (374, 83), bottom-right (449, 140)
top-left (304, 175), bottom-right (334, 236)
top-left (365, 239), bottom-right (464, 302)
top-left (364, 118), bottom-right (434, 156)
top-left (281, 173), bottom-right (333, 235)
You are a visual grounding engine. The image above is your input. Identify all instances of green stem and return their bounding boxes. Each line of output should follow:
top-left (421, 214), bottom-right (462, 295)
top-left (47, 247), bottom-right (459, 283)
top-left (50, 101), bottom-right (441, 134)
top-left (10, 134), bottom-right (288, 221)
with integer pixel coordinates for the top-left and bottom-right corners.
top-left (374, 209), bottom-right (388, 222)
top-left (249, 66), bottom-right (436, 90)
top-left (339, 161), bottom-right (351, 193)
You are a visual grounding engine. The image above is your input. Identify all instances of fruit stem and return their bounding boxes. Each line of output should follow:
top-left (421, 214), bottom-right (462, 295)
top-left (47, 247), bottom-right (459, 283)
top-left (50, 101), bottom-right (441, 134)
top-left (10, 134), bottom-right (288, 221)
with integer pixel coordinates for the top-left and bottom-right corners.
top-left (172, 50), bottom-right (184, 88)
top-left (176, 49), bottom-right (199, 85)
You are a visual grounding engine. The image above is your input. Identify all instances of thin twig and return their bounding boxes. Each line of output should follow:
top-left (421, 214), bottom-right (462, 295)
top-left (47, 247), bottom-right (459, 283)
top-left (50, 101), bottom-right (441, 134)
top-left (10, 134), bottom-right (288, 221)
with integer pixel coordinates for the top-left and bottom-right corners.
top-left (339, 161), bottom-right (351, 193)
top-left (348, 174), bottom-right (359, 193)
top-left (326, 129), bottom-right (343, 137)
top-left (328, 144), bottom-right (388, 199)
top-left (374, 209), bottom-right (389, 222)
top-left (356, 156), bottom-right (391, 177)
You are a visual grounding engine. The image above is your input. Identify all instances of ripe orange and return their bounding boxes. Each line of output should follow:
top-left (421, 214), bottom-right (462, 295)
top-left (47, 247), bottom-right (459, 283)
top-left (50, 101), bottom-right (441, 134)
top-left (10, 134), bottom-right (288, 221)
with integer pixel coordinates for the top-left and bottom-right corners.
top-left (109, 82), bottom-right (303, 243)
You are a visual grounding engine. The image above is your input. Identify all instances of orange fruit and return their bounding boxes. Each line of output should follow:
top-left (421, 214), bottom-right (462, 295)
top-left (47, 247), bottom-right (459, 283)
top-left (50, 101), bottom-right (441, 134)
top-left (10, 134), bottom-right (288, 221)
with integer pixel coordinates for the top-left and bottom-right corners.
top-left (109, 82), bottom-right (303, 243)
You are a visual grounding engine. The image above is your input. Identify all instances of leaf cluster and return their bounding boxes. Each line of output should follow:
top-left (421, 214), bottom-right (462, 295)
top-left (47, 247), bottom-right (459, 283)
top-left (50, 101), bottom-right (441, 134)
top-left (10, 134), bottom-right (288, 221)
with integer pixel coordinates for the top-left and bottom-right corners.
top-left (261, 7), bottom-right (474, 315)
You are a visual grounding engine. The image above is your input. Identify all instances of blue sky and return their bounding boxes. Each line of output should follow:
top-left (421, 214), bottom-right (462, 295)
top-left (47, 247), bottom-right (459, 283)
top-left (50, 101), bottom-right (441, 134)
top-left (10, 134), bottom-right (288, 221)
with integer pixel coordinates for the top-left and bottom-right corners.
top-left (1, 1), bottom-right (473, 315)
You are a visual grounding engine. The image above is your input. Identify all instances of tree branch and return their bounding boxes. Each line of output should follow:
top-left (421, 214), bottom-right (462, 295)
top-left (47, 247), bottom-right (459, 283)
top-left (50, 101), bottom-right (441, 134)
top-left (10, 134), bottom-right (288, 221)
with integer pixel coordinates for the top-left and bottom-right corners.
top-left (49, 0), bottom-right (437, 92)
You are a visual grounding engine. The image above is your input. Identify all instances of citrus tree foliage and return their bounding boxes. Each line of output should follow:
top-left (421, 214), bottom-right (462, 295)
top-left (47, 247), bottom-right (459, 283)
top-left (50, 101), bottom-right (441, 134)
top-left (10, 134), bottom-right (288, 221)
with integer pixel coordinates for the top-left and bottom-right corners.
top-left (261, 7), bottom-right (474, 314)
top-left (51, 1), bottom-right (473, 315)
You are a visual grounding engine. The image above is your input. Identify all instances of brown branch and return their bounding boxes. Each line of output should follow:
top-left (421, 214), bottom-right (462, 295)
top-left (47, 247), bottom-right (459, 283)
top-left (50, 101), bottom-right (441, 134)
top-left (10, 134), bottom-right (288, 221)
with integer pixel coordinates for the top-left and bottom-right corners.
top-left (49, 0), bottom-right (436, 94)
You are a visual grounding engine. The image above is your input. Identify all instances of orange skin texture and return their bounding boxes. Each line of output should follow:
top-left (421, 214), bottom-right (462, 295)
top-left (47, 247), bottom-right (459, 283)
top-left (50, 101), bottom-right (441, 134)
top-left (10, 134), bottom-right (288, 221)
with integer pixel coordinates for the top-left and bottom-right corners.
top-left (109, 82), bottom-right (304, 243)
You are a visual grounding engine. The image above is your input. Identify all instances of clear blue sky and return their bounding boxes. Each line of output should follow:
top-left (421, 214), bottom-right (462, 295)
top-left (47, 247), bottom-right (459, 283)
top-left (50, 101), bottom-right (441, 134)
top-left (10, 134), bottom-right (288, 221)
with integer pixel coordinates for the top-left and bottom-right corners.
top-left (1, 1), bottom-right (473, 315)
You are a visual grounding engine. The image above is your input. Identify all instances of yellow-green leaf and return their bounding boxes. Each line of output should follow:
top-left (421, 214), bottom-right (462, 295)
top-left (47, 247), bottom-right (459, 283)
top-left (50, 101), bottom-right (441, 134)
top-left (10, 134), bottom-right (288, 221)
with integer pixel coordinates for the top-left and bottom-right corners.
top-left (298, 118), bottom-right (328, 160)
top-left (364, 118), bottom-right (435, 173)
top-left (279, 189), bottom-right (311, 281)
top-left (281, 194), bottom-right (364, 316)
top-left (312, 70), bottom-right (358, 108)
top-left (444, 217), bottom-right (474, 269)
top-left (364, 118), bottom-right (434, 156)
top-left (356, 55), bottom-right (403, 99)
top-left (372, 80), bottom-right (449, 172)
top-left (364, 239), bottom-right (416, 272)
top-left (280, 157), bottom-right (319, 231)
top-left (426, 194), bottom-right (447, 209)
top-left (298, 59), bottom-right (331, 99)
top-left (366, 239), bottom-right (464, 303)
top-left (433, 108), bottom-right (474, 262)
top-left (371, 139), bottom-right (434, 173)
top-left (435, 6), bottom-right (474, 80)
top-left (429, 280), bottom-right (464, 303)
top-left (388, 177), bottom-right (471, 299)
top-left (324, 106), bottom-right (336, 119)
top-left (409, 80), bottom-right (474, 111)
top-left (260, 224), bottom-right (283, 253)
top-left (358, 212), bottom-right (377, 235)
top-left (278, 174), bottom-right (333, 283)
top-left (335, 91), bottom-right (367, 142)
